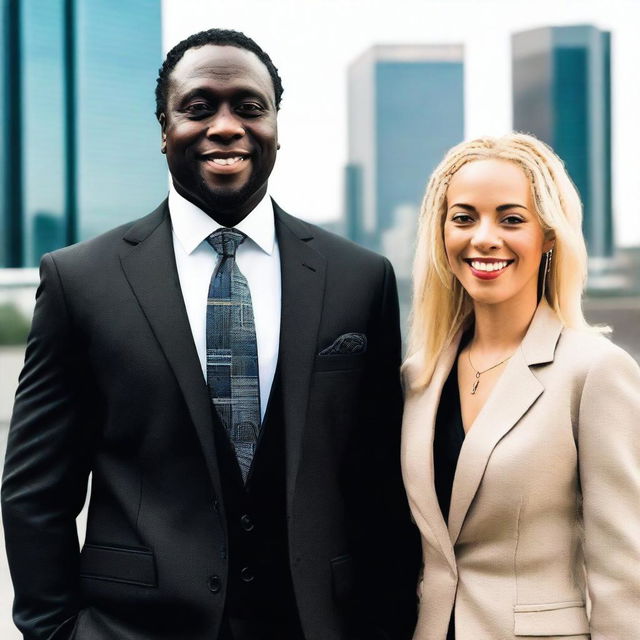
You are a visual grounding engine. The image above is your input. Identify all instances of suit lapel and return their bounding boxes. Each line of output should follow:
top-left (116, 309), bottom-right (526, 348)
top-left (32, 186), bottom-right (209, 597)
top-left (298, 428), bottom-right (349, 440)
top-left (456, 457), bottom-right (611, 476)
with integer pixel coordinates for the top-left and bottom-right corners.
top-left (273, 203), bottom-right (327, 511)
top-left (447, 349), bottom-right (543, 543)
top-left (119, 201), bottom-right (224, 502)
top-left (447, 301), bottom-right (563, 543)
top-left (402, 339), bottom-right (461, 573)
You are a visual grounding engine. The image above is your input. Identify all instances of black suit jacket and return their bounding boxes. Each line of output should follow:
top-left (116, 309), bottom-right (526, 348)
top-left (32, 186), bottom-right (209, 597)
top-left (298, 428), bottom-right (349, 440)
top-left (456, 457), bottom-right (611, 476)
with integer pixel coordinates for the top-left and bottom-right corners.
top-left (2, 200), bottom-right (420, 640)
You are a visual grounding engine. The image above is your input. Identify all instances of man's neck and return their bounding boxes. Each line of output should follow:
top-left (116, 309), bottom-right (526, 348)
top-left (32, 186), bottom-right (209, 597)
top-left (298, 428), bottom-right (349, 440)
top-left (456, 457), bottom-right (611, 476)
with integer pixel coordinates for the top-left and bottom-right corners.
top-left (173, 182), bottom-right (267, 228)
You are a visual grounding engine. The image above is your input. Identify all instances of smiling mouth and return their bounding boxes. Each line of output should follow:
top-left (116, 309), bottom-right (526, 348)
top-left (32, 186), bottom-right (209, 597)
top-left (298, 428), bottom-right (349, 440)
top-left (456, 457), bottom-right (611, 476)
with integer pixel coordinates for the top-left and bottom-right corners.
top-left (200, 152), bottom-right (251, 174)
top-left (464, 258), bottom-right (514, 279)
top-left (206, 156), bottom-right (246, 166)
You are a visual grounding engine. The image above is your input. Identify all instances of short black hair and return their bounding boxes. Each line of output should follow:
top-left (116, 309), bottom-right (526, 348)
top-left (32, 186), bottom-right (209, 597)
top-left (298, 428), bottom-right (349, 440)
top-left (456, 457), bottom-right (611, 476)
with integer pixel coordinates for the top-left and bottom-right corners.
top-left (155, 28), bottom-right (284, 120)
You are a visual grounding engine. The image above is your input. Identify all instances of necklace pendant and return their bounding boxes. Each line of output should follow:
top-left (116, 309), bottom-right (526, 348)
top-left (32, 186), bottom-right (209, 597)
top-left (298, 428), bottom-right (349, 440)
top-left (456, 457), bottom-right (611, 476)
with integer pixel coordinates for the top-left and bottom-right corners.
top-left (471, 379), bottom-right (479, 395)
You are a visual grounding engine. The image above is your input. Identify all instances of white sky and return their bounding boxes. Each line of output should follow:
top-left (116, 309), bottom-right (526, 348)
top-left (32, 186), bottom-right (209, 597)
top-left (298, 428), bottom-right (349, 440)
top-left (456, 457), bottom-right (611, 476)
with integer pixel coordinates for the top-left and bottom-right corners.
top-left (162, 0), bottom-right (640, 247)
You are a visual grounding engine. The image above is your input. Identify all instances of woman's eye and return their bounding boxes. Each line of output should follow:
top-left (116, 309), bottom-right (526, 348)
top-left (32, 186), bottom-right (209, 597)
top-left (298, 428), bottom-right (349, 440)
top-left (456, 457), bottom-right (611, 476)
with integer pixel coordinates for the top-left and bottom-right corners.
top-left (503, 215), bottom-right (524, 225)
top-left (452, 213), bottom-right (474, 224)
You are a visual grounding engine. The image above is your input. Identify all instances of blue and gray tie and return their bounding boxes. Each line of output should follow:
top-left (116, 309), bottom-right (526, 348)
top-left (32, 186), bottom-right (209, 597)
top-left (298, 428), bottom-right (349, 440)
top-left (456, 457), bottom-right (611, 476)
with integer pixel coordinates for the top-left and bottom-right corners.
top-left (206, 229), bottom-right (261, 483)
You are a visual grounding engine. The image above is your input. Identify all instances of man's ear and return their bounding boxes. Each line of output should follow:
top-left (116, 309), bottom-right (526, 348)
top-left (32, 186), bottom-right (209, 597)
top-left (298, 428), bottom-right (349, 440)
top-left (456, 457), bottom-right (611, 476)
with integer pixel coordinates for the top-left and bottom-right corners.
top-left (159, 113), bottom-right (167, 154)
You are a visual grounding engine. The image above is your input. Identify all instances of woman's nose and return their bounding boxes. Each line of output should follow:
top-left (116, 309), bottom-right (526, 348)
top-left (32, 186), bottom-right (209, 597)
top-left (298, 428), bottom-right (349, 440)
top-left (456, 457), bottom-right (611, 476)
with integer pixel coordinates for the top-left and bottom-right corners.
top-left (471, 220), bottom-right (502, 251)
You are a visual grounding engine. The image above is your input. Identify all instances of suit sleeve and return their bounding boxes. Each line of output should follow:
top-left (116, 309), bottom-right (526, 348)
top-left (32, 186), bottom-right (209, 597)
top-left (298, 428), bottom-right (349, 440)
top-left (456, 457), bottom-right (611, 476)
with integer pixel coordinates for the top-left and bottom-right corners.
top-left (345, 257), bottom-right (421, 639)
top-left (578, 345), bottom-right (640, 640)
top-left (1, 253), bottom-right (94, 640)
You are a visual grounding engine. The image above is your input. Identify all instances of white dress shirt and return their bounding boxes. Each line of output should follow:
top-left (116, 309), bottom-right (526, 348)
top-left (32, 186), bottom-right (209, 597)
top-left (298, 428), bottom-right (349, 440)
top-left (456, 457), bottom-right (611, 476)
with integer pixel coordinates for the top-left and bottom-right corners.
top-left (168, 185), bottom-right (281, 421)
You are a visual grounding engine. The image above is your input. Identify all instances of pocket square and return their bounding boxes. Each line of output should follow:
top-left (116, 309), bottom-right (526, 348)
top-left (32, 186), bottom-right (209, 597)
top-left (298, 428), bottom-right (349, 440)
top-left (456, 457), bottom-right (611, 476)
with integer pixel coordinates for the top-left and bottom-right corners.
top-left (319, 333), bottom-right (367, 356)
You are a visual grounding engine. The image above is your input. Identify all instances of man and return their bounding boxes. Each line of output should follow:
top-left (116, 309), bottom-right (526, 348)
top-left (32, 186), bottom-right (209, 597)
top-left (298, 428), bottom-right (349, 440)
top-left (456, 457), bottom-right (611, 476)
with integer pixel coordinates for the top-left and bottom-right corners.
top-left (2, 29), bottom-right (419, 640)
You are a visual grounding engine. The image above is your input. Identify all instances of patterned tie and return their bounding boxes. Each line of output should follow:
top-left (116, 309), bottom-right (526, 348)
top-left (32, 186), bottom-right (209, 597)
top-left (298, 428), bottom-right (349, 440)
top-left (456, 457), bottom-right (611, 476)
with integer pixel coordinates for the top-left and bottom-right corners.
top-left (206, 228), bottom-right (261, 483)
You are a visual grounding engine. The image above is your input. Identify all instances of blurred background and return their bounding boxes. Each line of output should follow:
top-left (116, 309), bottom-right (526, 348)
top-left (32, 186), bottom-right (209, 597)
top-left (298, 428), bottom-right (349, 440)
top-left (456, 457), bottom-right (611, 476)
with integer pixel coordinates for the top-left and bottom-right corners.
top-left (1, 0), bottom-right (639, 635)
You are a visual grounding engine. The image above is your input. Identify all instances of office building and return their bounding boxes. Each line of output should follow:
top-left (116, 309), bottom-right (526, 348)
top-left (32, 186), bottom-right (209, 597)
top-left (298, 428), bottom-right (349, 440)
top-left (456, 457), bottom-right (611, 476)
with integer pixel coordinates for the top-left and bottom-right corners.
top-left (513, 25), bottom-right (613, 260)
top-left (1, 0), bottom-right (165, 267)
top-left (346, 44), bottom-right (464, 252)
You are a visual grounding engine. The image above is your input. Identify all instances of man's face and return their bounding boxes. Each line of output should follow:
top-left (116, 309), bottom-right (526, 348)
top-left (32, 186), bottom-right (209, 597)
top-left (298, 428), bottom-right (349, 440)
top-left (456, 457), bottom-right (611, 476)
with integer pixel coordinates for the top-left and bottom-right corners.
top-left (161, 44), bottom-right (278, 224)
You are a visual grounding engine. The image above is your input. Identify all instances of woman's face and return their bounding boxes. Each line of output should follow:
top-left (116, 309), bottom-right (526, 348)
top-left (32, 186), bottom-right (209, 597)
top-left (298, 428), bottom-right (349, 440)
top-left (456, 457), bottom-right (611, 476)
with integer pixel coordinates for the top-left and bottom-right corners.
top-left (443, 158), bottom-right (553, 309)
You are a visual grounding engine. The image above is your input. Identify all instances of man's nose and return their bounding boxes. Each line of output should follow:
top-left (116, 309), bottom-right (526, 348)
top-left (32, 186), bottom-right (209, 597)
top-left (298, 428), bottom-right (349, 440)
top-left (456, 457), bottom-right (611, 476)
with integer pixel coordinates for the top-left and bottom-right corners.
top-left (206, 106), bottom-right (245, 140)
top-left (471, 220), bottom-right (502, 251)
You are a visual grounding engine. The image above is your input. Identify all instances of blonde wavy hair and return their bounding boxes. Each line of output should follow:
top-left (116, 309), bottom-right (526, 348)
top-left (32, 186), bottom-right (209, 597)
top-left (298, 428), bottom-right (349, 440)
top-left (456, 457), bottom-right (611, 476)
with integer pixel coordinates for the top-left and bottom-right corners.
top-left (407, 132), bottom-right (597, 388)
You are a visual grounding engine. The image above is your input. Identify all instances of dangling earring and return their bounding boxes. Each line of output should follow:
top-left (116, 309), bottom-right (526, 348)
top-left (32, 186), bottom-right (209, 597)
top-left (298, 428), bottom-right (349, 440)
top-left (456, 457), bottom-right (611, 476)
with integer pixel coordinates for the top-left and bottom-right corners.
top-left (541, 248), bottom-right (553, 300)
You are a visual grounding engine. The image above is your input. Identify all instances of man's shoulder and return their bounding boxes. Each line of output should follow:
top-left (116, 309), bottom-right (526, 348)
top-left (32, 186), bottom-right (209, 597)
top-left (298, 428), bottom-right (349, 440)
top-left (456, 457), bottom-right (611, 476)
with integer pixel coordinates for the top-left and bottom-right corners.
top-left (47, 201), bottom-right (168, 269)
top-left (275, 205), bottom-right (389, 270)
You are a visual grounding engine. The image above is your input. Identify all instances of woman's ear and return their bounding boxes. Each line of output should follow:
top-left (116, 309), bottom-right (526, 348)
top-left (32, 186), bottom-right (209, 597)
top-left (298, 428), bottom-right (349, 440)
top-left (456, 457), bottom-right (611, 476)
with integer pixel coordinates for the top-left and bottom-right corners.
top-left (543, 231), bottom-right (555, 254)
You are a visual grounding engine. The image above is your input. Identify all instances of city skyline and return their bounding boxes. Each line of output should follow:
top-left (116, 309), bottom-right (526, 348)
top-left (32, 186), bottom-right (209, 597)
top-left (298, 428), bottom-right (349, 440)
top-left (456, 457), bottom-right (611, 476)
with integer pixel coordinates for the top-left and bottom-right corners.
top-left (162, 0), bottom-right (640, 249)
top-left (1, 2), bottom-right (638, 268)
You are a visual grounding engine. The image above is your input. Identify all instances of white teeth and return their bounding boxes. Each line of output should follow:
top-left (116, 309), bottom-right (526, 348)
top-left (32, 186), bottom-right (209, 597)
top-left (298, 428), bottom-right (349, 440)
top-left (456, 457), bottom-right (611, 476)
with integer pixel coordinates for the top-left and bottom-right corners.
top-left (209, 156), bottom-right (244, 166)
top-left (470, 260), bottom-right (509, 272)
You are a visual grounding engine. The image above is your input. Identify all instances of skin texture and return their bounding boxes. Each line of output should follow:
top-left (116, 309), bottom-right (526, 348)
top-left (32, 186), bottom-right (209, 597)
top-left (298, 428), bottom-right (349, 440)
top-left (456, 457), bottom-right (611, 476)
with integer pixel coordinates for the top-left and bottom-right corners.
top-left (160, 44), bottom-right (279, 227)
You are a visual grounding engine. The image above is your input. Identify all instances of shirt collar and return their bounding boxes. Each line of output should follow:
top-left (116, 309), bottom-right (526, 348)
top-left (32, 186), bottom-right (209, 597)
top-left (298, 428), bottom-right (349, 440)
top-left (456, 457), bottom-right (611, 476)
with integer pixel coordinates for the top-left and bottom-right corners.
top-left (168, 183), bottom-right (275, 256)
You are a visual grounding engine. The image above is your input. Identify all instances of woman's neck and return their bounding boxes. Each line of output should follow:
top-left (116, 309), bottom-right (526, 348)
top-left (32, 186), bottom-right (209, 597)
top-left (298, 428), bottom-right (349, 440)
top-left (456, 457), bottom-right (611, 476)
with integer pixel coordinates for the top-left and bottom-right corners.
top-left (470, 295), bottom-right (539, 357)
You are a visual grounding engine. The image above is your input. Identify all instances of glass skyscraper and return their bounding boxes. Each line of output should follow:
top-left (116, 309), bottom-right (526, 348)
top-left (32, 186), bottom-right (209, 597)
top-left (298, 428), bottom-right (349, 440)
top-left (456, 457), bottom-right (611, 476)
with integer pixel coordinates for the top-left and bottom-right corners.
top-left (1, 0), bottom-right (165, 267)
top-left (20, 0), bottom-right (66, 266)
top-left (75, 0), bottom-right (166, 243)
top-left (346, 45), bottom-right (464, 251)
top-left (512, 25), bottom-right (613, 260)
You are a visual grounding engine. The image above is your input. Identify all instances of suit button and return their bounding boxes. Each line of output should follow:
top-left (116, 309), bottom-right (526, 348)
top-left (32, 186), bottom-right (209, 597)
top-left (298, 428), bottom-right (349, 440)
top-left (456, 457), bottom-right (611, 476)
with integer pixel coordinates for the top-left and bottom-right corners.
top-left (240, 567), bottom-right (255, 583)
top-left (213, 499), bottom-right (220, 512)
top-left (208, 575), bottom-right (222, 593)
top-left (240, 514), bottom-right (254, 532)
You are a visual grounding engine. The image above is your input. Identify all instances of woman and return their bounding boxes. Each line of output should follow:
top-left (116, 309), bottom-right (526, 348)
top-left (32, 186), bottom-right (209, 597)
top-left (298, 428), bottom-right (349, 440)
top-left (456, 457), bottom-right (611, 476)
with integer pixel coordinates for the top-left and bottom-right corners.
top-left (401, 133), bottom-right (640, 640)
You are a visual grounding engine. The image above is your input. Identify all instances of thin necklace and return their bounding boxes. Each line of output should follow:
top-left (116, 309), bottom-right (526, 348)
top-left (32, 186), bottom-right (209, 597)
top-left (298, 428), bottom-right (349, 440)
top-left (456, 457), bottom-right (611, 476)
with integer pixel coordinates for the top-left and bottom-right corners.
top-left (467, 348), bottom-right (513, 395)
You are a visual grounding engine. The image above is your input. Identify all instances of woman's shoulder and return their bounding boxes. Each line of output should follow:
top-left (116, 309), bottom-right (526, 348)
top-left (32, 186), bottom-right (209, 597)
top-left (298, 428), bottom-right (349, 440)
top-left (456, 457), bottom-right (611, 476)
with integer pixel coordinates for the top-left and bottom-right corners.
top-left (550, 329), bottom-right (640, 436)
top-left (401, 350), bottom-right (427, 395)
top-left (556, 326), bottom-right (639, 380)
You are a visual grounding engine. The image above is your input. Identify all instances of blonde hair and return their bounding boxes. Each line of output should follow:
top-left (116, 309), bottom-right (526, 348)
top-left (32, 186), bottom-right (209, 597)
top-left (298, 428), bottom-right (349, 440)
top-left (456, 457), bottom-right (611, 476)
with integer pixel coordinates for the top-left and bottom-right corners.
top-left (407, 132), bottom-right (598, 388)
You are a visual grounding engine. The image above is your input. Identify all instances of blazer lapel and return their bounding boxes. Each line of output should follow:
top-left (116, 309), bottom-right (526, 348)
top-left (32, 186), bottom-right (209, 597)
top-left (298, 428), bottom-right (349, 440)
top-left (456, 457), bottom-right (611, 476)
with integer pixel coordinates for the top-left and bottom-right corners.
top-left (273, 203), bottom-right (327, 511)
top-left (402, 338), bottom-right (461, 573)
top-left (119, 201), bottom-right (224, 502)
top-left (447, 301), bottom-right (563, 543)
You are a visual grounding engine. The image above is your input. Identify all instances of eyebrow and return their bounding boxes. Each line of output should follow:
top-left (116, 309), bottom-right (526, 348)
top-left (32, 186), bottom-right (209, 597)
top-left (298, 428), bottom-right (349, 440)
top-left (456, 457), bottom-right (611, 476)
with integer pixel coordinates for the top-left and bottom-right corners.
top-left (177, 86), bottom-right (268, 101)
top-left (177, 88), bottom-right (208, 101)
top-left (448, 203), bottom-right (528, 212)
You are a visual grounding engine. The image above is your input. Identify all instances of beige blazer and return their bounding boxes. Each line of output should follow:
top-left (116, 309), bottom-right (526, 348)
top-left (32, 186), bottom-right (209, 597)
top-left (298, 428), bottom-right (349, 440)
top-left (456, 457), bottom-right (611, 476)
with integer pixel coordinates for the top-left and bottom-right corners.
top-left (401, 302), bottom-right (640, 640)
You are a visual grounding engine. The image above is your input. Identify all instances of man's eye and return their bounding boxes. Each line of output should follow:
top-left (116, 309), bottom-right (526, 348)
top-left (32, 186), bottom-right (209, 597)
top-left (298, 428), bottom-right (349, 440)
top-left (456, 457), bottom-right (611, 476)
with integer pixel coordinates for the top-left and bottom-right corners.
top-left (185, 103), bottom-right (211, 114)
top-left (237, 103), bottom-right (264, 115)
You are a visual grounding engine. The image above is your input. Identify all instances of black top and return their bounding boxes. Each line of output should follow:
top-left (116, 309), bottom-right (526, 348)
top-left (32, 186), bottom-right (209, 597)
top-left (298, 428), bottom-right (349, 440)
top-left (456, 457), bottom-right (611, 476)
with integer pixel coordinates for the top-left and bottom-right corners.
top-left (433, 343), bottom-right (468, 640)
top-left (433, 358), bottom-right (466, 524)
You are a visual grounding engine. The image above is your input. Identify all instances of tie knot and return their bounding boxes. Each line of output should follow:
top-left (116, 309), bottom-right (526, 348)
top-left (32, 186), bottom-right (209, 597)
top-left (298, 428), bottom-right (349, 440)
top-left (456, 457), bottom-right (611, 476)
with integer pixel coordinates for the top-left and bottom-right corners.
top-left (208, 229), bottom-right (246, 257)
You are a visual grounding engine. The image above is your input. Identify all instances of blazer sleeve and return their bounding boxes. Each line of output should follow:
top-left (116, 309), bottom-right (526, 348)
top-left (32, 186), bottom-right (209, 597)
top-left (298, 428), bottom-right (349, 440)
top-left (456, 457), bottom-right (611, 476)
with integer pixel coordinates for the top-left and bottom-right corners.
top-left (578, 344), bottom-right (640, 640)
top-left (1, 253), bottom-right (95, 640)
